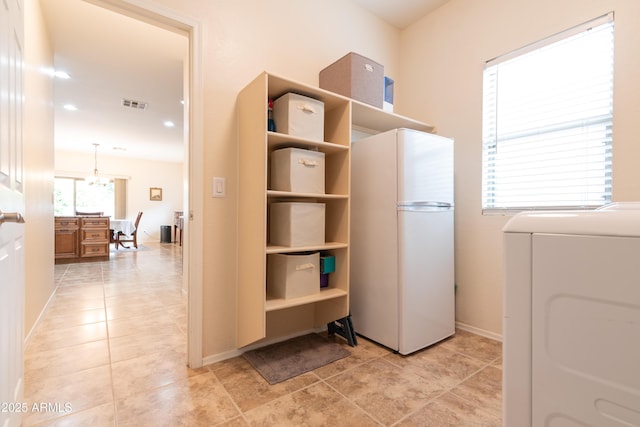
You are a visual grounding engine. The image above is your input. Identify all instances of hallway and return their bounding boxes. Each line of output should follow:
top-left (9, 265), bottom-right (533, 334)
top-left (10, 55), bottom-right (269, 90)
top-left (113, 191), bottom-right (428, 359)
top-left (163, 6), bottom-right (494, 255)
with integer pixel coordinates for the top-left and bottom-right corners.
top-left (24, 243), bottom-right (186, 425)
top-left (23, 242), bottom-right (502, 426)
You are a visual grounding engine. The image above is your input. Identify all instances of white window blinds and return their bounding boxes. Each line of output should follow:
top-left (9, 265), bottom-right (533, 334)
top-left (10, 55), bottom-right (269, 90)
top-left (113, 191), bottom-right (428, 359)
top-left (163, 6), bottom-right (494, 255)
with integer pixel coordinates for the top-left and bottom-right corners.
top-left (482, 13), bottom-right (614, 212)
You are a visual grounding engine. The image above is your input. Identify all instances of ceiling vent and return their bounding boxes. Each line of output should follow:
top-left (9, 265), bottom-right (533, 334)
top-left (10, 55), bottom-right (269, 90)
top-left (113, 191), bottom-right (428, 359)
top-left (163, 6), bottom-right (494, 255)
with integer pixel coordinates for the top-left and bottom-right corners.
top-left (122, 98), bottom-right (148, 110)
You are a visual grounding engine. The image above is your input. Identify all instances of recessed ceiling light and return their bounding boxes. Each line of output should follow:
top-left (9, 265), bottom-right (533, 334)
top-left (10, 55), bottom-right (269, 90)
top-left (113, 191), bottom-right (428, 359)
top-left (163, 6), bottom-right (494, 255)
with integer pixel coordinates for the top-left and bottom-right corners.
top-left (54, 70), bottom-right (71, 79)
top-left (164, 121), bottom-right (175, 128)
top-left (63, 104), bottom-right (78, 111)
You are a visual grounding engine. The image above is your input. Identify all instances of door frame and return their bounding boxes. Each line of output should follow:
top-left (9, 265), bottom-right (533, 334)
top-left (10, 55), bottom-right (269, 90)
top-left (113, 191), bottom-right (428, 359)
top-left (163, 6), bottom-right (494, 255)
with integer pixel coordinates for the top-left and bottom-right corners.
top-left (85, 0), bottom-right (204, 368)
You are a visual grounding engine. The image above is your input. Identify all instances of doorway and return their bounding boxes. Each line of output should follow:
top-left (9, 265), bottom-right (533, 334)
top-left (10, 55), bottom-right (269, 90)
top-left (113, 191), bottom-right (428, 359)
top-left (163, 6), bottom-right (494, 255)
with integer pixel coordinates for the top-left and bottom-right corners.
top-left (42, 0), bottom-right (203, 368)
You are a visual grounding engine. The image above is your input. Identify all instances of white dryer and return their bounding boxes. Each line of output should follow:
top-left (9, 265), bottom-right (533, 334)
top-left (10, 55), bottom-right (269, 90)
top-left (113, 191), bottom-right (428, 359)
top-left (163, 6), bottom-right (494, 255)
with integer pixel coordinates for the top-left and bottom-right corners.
top-left (502, 204), bottom-right (640, 426)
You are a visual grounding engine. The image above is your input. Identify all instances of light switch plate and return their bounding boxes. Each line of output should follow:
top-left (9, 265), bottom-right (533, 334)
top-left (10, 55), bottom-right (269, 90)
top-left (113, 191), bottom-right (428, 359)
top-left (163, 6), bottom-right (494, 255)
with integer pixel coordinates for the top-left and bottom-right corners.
top-left (212, 177), bottom-right (225, 198)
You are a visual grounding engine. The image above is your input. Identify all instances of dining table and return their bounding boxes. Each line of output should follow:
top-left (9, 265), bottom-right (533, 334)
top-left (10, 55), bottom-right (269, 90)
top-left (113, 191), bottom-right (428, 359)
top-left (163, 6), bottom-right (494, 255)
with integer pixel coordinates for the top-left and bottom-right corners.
top-left (110, 218), bottom-right (136, 237)
top-left (174, 214), bottom-right (184, 246)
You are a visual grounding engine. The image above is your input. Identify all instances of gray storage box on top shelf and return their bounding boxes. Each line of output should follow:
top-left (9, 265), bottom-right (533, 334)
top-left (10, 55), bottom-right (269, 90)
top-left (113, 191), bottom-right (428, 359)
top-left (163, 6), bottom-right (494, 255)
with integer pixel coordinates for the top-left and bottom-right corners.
top-left (319, 52), bottom-right (384, 108)
top-left (269, 202), bottom-right (325, 247)
top-left (267, 252), bottom-right (320, 299)
top-left (272, 93), bottom-right (324, 141)
top-left (271, 147), bottom-right (325, 194)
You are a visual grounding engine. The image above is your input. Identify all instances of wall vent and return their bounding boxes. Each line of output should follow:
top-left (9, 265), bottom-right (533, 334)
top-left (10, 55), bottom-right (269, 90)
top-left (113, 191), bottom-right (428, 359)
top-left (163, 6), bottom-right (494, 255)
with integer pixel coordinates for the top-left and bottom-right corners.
top-left (122, 98), bottom-right (148, 110)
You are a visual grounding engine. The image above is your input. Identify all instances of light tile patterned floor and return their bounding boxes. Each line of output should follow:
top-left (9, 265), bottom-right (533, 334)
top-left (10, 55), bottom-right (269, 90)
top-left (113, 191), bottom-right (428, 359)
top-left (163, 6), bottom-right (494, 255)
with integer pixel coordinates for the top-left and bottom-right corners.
top-left (24, 242), bottom-right (502, 426)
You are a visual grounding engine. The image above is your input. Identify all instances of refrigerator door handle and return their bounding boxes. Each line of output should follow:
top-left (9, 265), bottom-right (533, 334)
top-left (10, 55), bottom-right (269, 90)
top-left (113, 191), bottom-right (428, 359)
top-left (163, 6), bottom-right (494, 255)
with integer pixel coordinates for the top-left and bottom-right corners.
top-left (397, 201), bottom-right (453, 211)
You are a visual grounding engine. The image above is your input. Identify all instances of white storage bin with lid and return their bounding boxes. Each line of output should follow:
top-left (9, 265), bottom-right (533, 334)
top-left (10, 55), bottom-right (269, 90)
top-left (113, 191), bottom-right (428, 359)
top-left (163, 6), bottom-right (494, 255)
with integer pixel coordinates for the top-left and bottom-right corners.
top-left (272, 93), bottom-right (324, 141)
top-left (267, 252), bottom-right (320, 299)
top-left (271, 147), bottom-right (325, 194)
top-left (270, 202), bottom-right (325, 247)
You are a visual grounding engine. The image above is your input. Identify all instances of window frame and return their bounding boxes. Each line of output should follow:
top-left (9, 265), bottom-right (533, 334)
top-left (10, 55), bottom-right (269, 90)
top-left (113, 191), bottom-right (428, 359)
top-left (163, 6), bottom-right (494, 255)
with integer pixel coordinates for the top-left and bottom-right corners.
top-left (481, 12), bottom-right (614, 215)
top-left (54, 176), bottom-right (126, 217)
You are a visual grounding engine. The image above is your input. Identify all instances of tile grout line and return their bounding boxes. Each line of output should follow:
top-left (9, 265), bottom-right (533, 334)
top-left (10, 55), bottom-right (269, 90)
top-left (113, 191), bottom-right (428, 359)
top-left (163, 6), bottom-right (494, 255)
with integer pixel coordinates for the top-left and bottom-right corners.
top-left (378, 355), bottom-right (463, 427)
top-left (209, 368), bottom-right (252, 426)
top-left (25, 245), bottom-right (188, 425)
top-left (319, 366), bottom-right (387, 426)
top-left (101, 262), bottom-right (119, 426)
top-left (389, 356), bottom-right (499, 426)
top-left (444, 356), bottom-right (503, 420)
top-left (328, 343), bottom-right (502, 426)
top-left (315, 344), bottom-right (478, 426)
top-left (55, 264), bottom-right (70, 286)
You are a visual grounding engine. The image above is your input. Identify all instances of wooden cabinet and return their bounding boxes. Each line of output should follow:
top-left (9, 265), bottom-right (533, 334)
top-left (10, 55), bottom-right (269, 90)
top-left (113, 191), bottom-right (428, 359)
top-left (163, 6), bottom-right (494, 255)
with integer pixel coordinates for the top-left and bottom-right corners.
top-left (55, 216), bottom-right (110, 263)
top-left (79, 217), bottom-right (110, 258)
top-left (54, 217), bottom-right (80, 260)
top-left (237, 72), bottom-right (434, 348)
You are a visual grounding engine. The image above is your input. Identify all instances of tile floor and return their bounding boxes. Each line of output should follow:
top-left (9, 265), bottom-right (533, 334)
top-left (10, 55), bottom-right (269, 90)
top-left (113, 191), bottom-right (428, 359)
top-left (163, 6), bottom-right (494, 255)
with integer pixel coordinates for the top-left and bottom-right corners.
top-left (24, 242), bottom-right (502, 426)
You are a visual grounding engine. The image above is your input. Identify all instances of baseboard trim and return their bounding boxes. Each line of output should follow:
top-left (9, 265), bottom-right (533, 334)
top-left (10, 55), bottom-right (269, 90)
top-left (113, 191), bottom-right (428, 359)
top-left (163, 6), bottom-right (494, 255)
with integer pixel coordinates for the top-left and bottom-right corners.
top-left (202, 348), bottom-right (244, 366)
top-left (456, 321), bottom-right (502, 342)
top-left (202, 328), bottom-right (324, 367)
top-left (24, 288), bottom-right (57, 348)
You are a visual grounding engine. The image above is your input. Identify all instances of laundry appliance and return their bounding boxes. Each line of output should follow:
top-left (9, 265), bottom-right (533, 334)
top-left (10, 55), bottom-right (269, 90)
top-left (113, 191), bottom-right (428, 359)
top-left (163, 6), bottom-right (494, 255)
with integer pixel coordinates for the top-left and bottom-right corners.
top-left (503, 203), bottom-right (640, 426)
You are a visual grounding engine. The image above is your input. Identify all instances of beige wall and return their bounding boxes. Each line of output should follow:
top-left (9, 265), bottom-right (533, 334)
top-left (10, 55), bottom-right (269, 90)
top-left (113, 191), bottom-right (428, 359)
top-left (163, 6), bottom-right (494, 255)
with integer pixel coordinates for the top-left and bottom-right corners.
top-left (24, 0), bottom-right (55, 338)
top-left (398, 0), bottom-right (640, 337)
top-left (28, 0), bottom-right (639, 360)
top-left (23, 0), bottom-right (400, 360)
top-left (55, 151), bottom-right (184, 242)
top-left (136, 0), bottom-right (403, 357)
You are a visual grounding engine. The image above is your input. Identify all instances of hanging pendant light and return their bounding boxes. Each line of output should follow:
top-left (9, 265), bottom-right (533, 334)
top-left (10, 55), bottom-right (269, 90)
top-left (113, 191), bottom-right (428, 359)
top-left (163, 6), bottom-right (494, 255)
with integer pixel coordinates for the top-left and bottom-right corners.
top-left (86, 143), bottom-right (110, 186)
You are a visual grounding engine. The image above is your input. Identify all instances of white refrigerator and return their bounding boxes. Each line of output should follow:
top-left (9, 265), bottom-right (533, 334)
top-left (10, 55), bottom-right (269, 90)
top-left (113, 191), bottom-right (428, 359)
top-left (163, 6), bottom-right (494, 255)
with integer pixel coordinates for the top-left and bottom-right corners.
top-left (350, 128), bottom-right (455, 355)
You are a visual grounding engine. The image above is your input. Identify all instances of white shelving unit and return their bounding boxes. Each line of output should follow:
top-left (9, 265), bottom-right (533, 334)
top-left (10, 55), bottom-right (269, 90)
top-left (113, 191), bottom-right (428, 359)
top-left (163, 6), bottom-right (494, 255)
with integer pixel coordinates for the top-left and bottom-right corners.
top-left (237, 71), bottom-right (434, 347)
top-left (351, 99), bottom-right (434, 134)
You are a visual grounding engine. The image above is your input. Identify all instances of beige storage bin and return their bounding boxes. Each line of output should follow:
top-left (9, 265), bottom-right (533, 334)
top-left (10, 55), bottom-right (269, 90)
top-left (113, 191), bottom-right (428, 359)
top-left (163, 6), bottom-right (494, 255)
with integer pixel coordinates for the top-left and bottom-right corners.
top-left (272, 93), bottom-right (324, 141)
top-left (267, 252), bottom-right (320, 299)
top-left (319, 52), bottom-right (384, 108)
top-left (271, 147), bottom-right (325, 194)
top-left (270, 202), bottom-right (325, 247)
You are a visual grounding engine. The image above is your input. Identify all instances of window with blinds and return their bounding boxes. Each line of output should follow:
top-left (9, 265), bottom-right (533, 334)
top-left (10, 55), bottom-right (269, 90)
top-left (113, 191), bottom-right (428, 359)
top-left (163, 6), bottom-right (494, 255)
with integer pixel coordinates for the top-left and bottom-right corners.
top-left (481, 13), bottom-right (614, 213)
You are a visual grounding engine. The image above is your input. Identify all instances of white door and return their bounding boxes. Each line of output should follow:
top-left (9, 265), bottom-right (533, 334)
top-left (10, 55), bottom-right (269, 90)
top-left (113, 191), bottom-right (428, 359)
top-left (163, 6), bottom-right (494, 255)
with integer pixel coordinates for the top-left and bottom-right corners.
top-left (0, 0), bottom-right (26, 426)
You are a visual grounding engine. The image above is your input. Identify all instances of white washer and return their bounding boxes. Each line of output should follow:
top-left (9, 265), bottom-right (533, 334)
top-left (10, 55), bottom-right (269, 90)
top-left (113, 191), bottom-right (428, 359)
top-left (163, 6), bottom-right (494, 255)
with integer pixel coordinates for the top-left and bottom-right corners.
top-left (503, 204), bottom-right (640, 426)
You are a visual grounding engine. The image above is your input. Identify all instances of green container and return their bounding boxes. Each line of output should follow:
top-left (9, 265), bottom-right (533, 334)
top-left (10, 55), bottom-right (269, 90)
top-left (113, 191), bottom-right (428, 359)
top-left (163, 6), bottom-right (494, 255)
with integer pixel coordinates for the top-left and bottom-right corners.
top-left (320, 255), bottom-right (335, 274)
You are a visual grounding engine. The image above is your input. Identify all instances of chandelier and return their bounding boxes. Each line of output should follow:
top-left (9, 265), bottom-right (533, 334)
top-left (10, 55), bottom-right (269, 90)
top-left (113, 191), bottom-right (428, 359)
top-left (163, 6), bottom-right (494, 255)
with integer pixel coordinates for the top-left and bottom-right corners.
top-left (86, 143), bottom-right (110, 186)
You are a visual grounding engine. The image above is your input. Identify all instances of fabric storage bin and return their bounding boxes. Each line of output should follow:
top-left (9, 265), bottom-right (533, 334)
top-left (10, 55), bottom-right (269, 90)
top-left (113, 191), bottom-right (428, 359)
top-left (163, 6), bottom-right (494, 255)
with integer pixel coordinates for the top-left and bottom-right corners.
top-left (320, 254), bottom-right (335, 288)
top-left (267, 252), bottom-right (320, 299)
top-left (270, 202), bottom-right (325, 247)
top-left (319, 52), bottom-right (384, 108)
top-left (271, 147), bottom-right (325, 194)
top-left (272, 93), bottom-right (325, 141)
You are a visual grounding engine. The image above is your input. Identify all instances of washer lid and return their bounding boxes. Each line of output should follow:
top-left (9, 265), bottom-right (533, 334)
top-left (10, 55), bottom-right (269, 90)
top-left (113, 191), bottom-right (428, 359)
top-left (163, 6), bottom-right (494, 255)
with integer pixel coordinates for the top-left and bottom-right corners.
top-left (502, 203), bottom-right (640, 237)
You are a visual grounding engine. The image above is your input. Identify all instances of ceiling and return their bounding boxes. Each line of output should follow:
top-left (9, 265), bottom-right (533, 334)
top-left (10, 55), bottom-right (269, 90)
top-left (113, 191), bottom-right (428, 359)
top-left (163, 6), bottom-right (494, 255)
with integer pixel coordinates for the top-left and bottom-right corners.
top-left (41, 0), bottom-right (449, 163)
top-left (351, 0), bottom-right (450, 29)
top-left (41, 0), bottom-right (188, 163)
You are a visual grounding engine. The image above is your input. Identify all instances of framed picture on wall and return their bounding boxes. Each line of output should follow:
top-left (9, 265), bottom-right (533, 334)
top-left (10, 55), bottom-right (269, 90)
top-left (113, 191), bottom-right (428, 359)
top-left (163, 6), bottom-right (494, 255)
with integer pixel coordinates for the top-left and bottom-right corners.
top-left (150, 187), bottom-right (162, 201)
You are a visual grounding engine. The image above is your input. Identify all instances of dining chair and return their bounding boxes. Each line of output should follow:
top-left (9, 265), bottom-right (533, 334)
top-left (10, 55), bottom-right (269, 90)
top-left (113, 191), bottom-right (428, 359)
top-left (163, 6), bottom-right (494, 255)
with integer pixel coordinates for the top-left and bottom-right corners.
top-left (114, 211), bottom-right (143, 249)
top-left (75, 211), bottom-right (104, 216)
